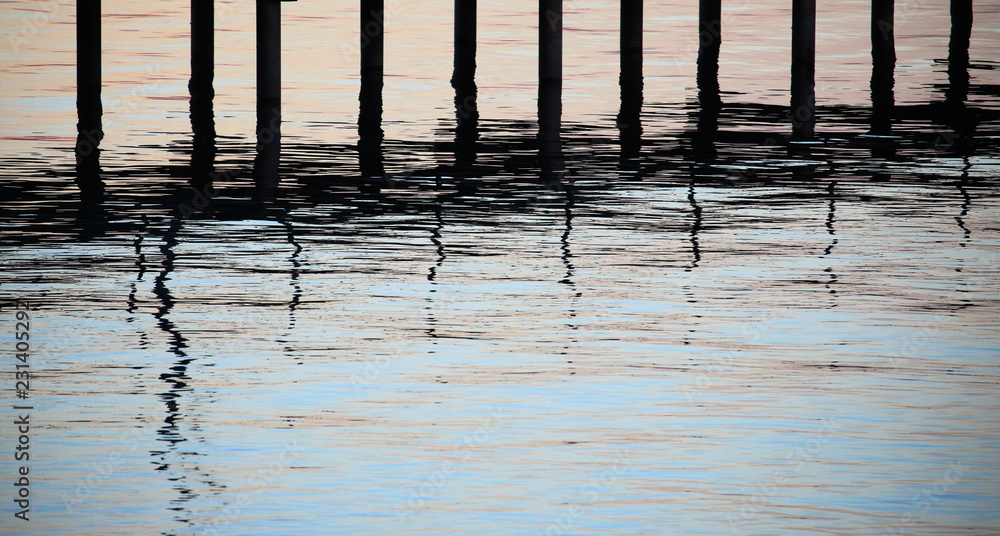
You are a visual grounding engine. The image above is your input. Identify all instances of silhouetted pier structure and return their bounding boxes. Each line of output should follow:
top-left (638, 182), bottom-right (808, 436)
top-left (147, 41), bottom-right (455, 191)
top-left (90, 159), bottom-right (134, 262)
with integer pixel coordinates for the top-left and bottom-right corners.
top-left (73, 0), bottom-right (980, 193)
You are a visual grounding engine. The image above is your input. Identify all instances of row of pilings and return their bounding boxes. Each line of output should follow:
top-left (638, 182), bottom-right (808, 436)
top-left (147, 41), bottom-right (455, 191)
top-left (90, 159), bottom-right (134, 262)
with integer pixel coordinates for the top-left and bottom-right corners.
top-left (74, 0), bottom-right (976, 194)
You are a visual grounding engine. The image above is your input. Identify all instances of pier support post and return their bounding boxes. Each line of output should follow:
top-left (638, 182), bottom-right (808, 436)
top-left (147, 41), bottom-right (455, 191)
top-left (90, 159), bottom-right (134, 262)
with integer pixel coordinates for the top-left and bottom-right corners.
top-left (618, 0), bottom-right (643, 158)
top-left (947, 0), bottom-right (972, 105)
top-left (944, 0), bottom-right (973, 151)
top-left (191, 0), bottom-right (214, 107)
top-left (191, 0), bottom-right (216, 185)
top-left (453, 0), bottom-right (477, 95)
top-left (539, 0), bottom-right (563, 164)
top-left (791, 0), bottom-right (816, 139)
top-left (77, 0), bottom-right (102, 138)
top-left (76, 0), bottom-right (103, 201)
top-left (255, 0), bottom-right (281, 187)
top-left (453, 0), bottom-right (478, 169)
top-left (870, 0), bottom-right (895, 134)
top-left (694, 0), bottom-right (721, 158)
top-left (359, 0), bottom-right (385, 179)
top-left (696, 0), bottom-right (721, 109)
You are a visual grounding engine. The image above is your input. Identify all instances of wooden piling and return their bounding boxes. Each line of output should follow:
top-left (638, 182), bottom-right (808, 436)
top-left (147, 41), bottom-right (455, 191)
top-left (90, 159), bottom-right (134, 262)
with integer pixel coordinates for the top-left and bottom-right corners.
top-left (453, 0), bottom-right (477, 92)
top-left (190, 0), bottom-right (215, 185)
top-left (944, 0), bottom-right (974, 151)
top-left (539, 0), bottom-right (562, 158)
top-left (947, 0), bottom-right (972, 105)
top-left (190, 0), bottom-right (214, 101)
top-left (453, 0), bottom-right (478, 168)
top-left (76, 0), bottom-right (103, 201)
top-left (77, 0), bottom-right (102, 141)
top-left (696, 0), bottom-right (721, 108)
top-left (694, 0), bottom-right (721, 156)
top-left (790, 0), bottom-right (816, 139)
top-left (255, 0), bottom-right (281, 185)
top-left (870, 0), bottom-right (895, 134)
top-left (618, 0), bottom-right (643, 158)
top-left (360, 0), bottom-right (385, 117)
top-left (359, 0), bottom-right (385, 178)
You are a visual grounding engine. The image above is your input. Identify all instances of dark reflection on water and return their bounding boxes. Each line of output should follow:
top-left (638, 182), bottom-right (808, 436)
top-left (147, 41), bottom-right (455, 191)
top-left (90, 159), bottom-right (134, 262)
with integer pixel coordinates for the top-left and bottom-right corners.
top-left (686, 182), bottom-right (702, 272)
top-left (559, 185), bottom-right (580, 363)
top-left (425, 203), bottom-right (442, 342)
top-left (276, 214), bottom-right (304, 361)
top-left (3, 98), bottom-right (998, 249)
top-left (148, 216), bottom-right (227, 527)
top-left (822, 181), bottom-right (839, 301)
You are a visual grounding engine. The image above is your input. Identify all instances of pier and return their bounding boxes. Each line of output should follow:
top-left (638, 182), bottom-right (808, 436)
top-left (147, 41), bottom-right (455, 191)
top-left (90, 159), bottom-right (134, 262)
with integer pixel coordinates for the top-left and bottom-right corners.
top-left (72, 1), bottom-right (978, 189)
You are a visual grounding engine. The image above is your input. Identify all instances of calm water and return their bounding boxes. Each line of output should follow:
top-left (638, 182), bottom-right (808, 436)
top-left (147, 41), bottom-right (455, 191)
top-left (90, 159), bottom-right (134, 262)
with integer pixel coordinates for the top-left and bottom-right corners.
top-left (2, 1), bottom-right (1000, 534)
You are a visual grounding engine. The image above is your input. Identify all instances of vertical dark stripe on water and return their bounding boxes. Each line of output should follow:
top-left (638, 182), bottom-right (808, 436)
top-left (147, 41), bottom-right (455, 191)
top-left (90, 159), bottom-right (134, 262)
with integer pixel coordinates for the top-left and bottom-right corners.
top-left (618, 0), bottom-right (643, 160)
top-left (255, 0), bottom-right (281, 188)
top-left (190, 0), bottom-right (216, 187)
top-left (360, 0), bottom-right (385, 179)
top-left (870, 0), bottom-right (895, 136)
top-left (76, 0), bottom-right (103, 202)
top-left (452, 0), bottom-right (478, 171)
top-left (791, 0), bottom-right (816, 139)
top-left (538, 0), bottom-right (563, 170)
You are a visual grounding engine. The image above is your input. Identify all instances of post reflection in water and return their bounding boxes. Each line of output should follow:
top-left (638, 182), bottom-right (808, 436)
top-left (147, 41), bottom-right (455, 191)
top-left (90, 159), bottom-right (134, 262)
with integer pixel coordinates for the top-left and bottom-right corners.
top-left (277, 214), bottom-right (304, 362)
top-left (150, 218), bottom-right (197, 519)
top-left (559, 184), bottom-right (581, 365)
top-left (822, 181), bottom-right (839, 302)
top-left (686, 182), bottom-right (702, 273)
top-left (954, 157), bottom-right (973, 275)
top-left (127, 218), bottom-right (150, 342)
top-left (147, 216), bottom-right (224, 526)
top-left (681, 181), bottom-right (702, 348)
top-left (425, 203), bottom-right (446, 342)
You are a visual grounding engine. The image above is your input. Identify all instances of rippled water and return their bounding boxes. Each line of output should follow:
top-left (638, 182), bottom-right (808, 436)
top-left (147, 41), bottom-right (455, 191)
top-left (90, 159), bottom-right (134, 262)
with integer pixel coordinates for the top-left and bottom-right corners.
top-left (2, 0), bottom-right (1000, 535)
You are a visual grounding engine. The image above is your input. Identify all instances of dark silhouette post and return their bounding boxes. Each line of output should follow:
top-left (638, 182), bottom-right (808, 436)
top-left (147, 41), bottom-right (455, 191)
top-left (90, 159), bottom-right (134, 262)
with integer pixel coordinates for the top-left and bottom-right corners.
top-left (943, 0), bottom-right (974, 152)
top-left (694, 0), bottom-right (721, 158)
top-left (77, 0), bottom-right (102, 137)
top-left (696, 0), bottom-right (721, 109)
top-left (453, 0), bottom-right (477, 93)
top-left (870, 0), bottom-right (895, 135)
top-left (255, 0), bottom-right (281, 187)
top-left (791, 0), bottom-right (816, 139)
top-left (618, 0), bottom-right (643, 159)
top-left (190, 0), bottom-right (214, 106)
top-left (76, 0), bottom-right (103, 202)
top-left (190, 0), bottom-right (216, 186)
top-left (947, 0), bottom-right (972, 106)
top-left (539, 0), bottom-right (563, 166)
top-left (359, 0), bottom-right (385, 179)
top-left (453, 0), bottom-right (478, 170)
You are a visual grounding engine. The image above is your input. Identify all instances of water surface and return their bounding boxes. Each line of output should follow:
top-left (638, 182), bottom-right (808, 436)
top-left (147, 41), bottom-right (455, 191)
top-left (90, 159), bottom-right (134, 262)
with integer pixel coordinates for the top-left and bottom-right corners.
top-left (1, 1), bottom-right (999, 534)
